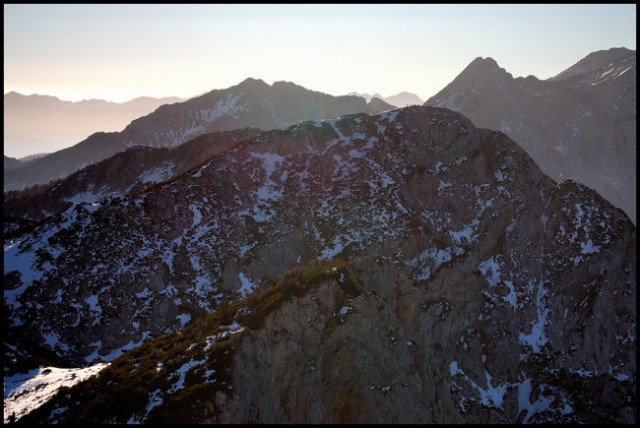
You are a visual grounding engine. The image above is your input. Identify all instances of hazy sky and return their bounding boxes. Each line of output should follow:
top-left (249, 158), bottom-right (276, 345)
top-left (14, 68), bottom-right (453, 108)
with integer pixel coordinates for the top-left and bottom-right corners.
top-left (4, 4), bottom-right (637, 102)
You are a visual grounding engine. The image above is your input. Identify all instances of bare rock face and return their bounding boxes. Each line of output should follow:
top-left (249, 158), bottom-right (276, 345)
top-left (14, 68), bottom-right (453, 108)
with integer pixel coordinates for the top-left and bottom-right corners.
top-left (5, 106), bottom-right (635, 423)
top-left (218, 258), bottom-right (454, 424)
top-left (212, 194), bottom-right (635, 423)
top-left (425, 48), bottom-right (636, 224)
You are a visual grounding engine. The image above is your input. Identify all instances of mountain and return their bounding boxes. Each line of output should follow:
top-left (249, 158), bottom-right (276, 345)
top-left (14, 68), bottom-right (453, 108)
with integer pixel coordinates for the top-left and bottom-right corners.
top-left (5, 106), bottom-right (635, 423)
top-left (4, 79), bottom-right (393, 192)
top-left (4, 155), bottom-right (22, 171)
top-left (4, 92), bottom-right (184, 159)
top-left (4, 128), bottom-right (261, 221)
top-left (346, 91), bottom-right (383, 102)
top-left (348, 91), bottom-right (424, 108)
top-left (366, 96), bottom-right (396, 113)
top-left (424, 47), bottom-right (636, 224)
top-left (384, 91), bottom-right (424, 107)
top-left (548, 47), bottom-right (636, 83)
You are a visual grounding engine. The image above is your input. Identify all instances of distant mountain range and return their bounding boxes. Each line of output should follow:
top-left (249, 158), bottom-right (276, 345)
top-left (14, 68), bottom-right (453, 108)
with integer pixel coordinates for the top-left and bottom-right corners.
top-left (6, 106), bottom-right (635, 424)
top-left (4, 79), bottom-right (394, 192)
top-left (4, 92), bottom-right (185, 159)
top-left (4, 128), bottom-right (261, 221)
top-left (425, 47), bottom-right (636, 224)
top-left (348, 91), bottom-right (424, 107)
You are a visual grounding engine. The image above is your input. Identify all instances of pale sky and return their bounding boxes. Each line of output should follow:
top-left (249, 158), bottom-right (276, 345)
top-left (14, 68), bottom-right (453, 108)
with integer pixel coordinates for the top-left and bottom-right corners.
top-left (4, 4), bottom-right (637, 102)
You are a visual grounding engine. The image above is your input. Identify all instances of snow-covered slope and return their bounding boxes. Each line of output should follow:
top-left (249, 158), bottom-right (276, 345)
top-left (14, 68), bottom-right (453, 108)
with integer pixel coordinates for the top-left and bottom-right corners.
top-left (5, 106), bottom-right (635, 423)
top-left (425, 47), bottom-right (636, 224)
top-left (3, 363), bottom-right (108, 423)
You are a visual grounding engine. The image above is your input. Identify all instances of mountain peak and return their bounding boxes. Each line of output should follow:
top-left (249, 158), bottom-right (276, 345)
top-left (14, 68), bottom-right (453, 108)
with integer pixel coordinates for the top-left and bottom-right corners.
top-left (424, 47), bottom-right (636, 224)
top-left (549, 47), bottom-right (636, 82)
top-left (468, 56), bottom-right (501, 70)
top-left (385, 91), bottom-right (424, 107)
top-left (272, 80), bottom-right (307, 90)
top-left (432, 56), bottom-right (511, 94)
top-left (470, 56), bottom-right (498, 65)
top-left (367, 96), bottom-right (396, 112)
top-left (236, 77), bottom-right (270, 89)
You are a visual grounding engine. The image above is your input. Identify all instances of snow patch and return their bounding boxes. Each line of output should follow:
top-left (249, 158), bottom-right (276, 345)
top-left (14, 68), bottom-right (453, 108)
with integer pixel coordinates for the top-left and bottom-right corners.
top-left (145, 388), bottom-right (164, 416)
top-left (338, 305), bottom-right (352, 315)
top-left (4, 363), bottom-right (108, 423)
top-left (449, 361), bottom-right (509, 408)
top-left (176, 313), bottom-right (191, 327)
top-left (168, 358), bottom-right (206, 393)
top-left (253, 152), bottom-right (285, 180)
top-left (138, 163), bottom-right (175, 184)
top-left (478, 256), bottom-right (501, 288)
top-left (517, 378), bottom-right (556, 423)
top-left (412, 247), bottom-right (453, 281)
top-left (64, 190), bottom-right (108, 204)
top-left (238, 272), bottom-right (257, 297)
top-left (580, 239), bottom-right (600, 254)
top-left (437, 180), bottom-right (453, 193)
top-left (449, 219), bottom-right (479, 245)
top-left (519, 280), bottom-right (549, 354)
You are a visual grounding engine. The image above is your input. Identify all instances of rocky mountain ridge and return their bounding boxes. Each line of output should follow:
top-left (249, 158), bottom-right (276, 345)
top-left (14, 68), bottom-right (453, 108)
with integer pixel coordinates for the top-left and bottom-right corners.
top-left (4, 128), bottom-right (261, 221)
top-left (425, 47), bottom-right (636, 224)
top-left (4, 79), bottom-right (394, 192)
top-left (4, 106), bottom-right (635, 423)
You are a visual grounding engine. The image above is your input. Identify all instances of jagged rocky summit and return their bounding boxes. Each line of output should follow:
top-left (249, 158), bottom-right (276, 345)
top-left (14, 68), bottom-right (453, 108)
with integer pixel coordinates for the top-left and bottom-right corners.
top-left (425, 48), bottom-right (636, 225)
top-left (4, 106), bottom-right (636, 423)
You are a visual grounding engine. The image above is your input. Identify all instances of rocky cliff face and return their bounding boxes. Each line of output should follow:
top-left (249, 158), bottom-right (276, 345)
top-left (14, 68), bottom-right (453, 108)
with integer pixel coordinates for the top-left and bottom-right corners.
top-left (217, 248), bottom-right (635, 424)
top-left (4, 79), bottom-right (392, 191)
top-left (425, 48), bottom-right (636, 224)
top-left (5, 106), bottom-right (635, 423)
top-left (21, 250), bottom-right (636, 423)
